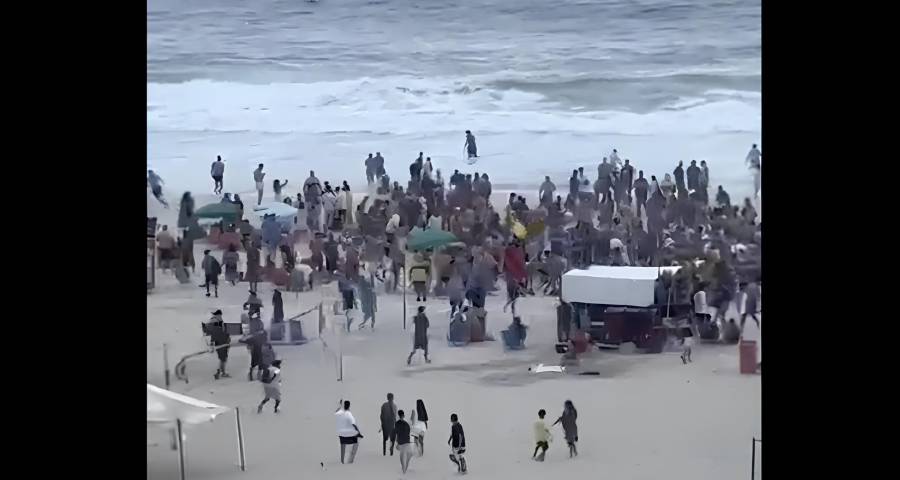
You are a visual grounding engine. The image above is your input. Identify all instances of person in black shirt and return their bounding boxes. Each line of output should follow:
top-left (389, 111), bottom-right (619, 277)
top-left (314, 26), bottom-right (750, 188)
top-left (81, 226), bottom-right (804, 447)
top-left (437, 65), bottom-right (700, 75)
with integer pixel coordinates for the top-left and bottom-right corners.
top-left (448, 413), bottom-right (467, 473)
top-left (208, 313), bottom-right (231, 380)
top-left (392, 410), bottom-right (413, 473)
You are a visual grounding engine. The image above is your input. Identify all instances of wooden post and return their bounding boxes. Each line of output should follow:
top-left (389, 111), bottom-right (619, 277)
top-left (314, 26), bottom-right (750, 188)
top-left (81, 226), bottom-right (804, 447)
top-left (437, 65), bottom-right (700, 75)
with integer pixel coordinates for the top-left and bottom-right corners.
top-left (163, 343), bottom-right (170, 390)
top-left (176, 419), bottom-right (186, 480)
top-left (235, 408), bottom-right (246, 471)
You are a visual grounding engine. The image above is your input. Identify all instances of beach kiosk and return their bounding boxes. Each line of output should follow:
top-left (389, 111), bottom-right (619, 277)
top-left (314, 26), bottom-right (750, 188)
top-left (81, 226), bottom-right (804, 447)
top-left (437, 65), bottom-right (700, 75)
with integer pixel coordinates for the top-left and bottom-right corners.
top-left (561, 266), bottom-right (685, 353)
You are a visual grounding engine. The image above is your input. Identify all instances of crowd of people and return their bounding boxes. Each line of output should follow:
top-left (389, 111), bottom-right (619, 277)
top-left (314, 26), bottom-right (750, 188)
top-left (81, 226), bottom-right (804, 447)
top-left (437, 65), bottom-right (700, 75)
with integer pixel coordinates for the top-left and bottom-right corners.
top-left (149, 138), bottom-right (761, 473)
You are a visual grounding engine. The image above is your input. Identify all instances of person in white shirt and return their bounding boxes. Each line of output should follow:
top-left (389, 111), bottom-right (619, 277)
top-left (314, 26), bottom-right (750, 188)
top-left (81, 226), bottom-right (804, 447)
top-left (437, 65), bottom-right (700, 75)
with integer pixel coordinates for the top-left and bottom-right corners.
top-left (746, 143), bottom-right (761, 197)
top-left (693, 288), bottom-right (709, 323)
top-left (335, 400), bottom-right (364, 464)
top-left (609, 148), bottom-right (622, 172)
top-left (322, 185), bottom-right (338, 231)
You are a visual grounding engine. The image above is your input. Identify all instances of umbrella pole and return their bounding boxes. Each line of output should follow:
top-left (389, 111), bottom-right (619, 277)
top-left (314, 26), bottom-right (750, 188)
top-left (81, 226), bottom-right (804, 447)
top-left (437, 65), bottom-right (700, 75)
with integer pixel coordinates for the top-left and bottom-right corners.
top-left (402, 266), bottom-right (407, 330)
top-left (163, 343), bottom-right (170, 390)
top-left (235, 407), bottom-right (246, 471)
top-left (176, 419), bottom-right (186, 480)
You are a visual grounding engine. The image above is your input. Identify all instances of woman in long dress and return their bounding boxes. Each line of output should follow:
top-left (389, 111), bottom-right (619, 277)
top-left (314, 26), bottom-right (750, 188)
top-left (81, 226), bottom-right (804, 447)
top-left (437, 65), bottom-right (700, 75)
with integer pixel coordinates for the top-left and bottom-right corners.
top-left (410, 399), bottom-right (429, 456)
top-left (552, 400), bottom-right (578, 458)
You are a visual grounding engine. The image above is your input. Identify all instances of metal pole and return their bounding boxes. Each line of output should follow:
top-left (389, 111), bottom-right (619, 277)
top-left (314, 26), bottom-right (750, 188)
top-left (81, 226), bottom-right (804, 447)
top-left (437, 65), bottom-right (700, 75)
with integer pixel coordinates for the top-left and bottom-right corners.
top-left (163, 343), bottom-right (171, 390)
top-left (235, 408), bottom-right (246, 471)
top-left (750, 437), bottom-right (756, 480)
top-left (176, 419), bottom-right (186, 480)
top-left (402, 266), bottom-right (407, 330)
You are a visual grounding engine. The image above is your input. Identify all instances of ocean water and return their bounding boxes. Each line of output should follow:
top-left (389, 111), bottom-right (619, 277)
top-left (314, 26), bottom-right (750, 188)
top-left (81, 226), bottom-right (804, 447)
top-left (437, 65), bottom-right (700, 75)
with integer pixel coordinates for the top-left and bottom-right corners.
top-left (148, 0), bottom-right (760, 198)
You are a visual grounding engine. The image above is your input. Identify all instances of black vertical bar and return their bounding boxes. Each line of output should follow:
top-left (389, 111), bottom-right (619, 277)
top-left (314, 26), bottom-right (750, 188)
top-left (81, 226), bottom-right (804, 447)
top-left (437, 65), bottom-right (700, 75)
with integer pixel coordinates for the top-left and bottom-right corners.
top-left (402, 266), bottom-right (407, 330)
top-left (235, 407), bottom-right (246, 471)
top-left (751, 437), bottom-right (756, 480)
top-left (163, 343), bottom-right (170, 390)
top-left (177, 419), bottom-right (186, 480)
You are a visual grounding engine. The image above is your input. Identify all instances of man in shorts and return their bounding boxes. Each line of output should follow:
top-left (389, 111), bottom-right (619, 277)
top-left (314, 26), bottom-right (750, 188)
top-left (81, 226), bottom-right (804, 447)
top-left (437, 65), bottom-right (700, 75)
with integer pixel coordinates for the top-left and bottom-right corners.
top-left (448, 413), bottom-right (467, 473)
top-left (392, 410), bottom-right (413, 473)
top-left (211, 155), bottom-right (225, 195)
top-left (335, 400), bottom-right (364, 464)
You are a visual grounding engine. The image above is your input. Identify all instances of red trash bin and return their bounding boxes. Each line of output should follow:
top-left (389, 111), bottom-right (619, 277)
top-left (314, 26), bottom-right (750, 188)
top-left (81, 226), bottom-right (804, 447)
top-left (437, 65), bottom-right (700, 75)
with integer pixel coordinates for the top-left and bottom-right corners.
top-left (739, 340), bottom-right (758, 374)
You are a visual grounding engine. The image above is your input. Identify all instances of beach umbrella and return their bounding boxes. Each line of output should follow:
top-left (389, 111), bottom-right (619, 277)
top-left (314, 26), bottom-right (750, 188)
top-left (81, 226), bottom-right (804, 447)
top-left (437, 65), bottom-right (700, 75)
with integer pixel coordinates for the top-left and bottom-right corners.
top-left (194, 203), bottom-right (240, 222)
top-left (407, 228), bottom-right (458, 251)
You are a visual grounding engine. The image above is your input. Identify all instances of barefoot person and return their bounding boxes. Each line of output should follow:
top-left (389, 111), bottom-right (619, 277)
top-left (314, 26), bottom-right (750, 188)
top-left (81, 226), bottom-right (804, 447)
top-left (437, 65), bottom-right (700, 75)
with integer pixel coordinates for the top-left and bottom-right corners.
top-left (407, 306), bottom-right (431, 365)
top-left (447, 413), bottom-right (467, 473)
top-left (335, 400), bottom-right (364, 464)
top-left (533, 409), bottom-right (552, 461)
top-left (411, 399), bottom-right (429, 456)
top-left (393, 410), bottom-right (414, 473)
top-left (200, 249), bottom-right (221, 298)
top-left (256, 359), bottom-right (282, 414)
top-left (253, 163), bottom-right (266, 205)
top-left (464, 130), bottom-right (478, 159)
top-left (552, 400), bottom-right (578, 458)
top-left (379, 393), bottom-right (398, 456)
top-left (211, 155), bottom-right (225, 195)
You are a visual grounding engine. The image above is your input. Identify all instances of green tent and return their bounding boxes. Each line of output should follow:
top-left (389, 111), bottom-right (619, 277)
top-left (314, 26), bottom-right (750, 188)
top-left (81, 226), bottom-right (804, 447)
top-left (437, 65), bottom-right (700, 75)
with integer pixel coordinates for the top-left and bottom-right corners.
top-left (407, 228), bottom-right (458, 251)
top-left (194, 202), bottom-right (240, 223)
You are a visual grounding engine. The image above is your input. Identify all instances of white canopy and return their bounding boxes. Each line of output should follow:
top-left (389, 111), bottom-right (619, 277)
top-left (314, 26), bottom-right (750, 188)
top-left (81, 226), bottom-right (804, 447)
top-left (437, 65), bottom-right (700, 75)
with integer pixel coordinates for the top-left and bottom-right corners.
top-left (147, 384), bottom-right (230, 425)
top-left (562, 266), bottom-right (681, 307)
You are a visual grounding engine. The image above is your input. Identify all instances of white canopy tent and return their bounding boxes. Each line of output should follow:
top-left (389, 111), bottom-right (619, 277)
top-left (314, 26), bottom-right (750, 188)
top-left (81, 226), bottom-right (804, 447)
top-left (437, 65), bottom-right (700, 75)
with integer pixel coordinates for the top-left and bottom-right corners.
top-left (561, 266), bottom-right (681, 306)
top-left (147, 384), bottom-right (246, 479)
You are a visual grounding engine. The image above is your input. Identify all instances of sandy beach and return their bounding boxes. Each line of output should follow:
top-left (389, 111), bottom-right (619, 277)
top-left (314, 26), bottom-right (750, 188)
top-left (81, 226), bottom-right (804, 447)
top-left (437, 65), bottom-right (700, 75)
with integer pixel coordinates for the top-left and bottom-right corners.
top-left (147, 190), bottom-right (761, 479)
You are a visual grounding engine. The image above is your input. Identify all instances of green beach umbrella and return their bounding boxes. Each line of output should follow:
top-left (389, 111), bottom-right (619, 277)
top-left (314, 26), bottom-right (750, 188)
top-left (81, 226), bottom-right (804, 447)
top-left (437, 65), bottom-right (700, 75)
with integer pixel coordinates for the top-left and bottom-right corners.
top-left (407, 228), bottom-right (458, 251)
top-left (194, 202), bottom-right (240, 223)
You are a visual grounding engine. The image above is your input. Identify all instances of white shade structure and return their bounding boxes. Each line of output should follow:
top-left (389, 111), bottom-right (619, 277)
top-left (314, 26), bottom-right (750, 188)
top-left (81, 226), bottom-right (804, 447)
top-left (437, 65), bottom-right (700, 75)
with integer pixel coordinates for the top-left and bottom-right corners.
top-left (147, 384), bottom-right (230, 425)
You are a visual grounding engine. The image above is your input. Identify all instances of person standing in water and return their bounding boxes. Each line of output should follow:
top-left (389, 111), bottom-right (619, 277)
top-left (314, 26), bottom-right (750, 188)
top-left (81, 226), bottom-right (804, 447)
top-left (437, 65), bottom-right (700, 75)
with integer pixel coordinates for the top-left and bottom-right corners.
top-left (253, 164), bottom-right (266, 205)
top-left (379, 393), bottom-right (399, 456)
top-left (147, 170), bottom-right (169, 208)
top-left (448, 413), bottom-right (467, 473)
top-left (533, 409), bottom-right (552, 461)
top-left (552, 400), bottom-right (578, 458)
top-left (211, 155), bottom-right (225, 195)
top-left (256, 359), bottom-right (282, 414)
top-left (407, 306), bottom-right (431, 365)
top-left (464, 130), bottom-right (478, 159)
top-left (746, 143), bottom-right (762, 197)
top-left (335, 400), bottom-right (364, 464)
top-left (393, 410), bottom-right (414, 473)
top-left (273, 179), bottom-right (289, 203)
top-left (365, 153), bottom-right (375, 185)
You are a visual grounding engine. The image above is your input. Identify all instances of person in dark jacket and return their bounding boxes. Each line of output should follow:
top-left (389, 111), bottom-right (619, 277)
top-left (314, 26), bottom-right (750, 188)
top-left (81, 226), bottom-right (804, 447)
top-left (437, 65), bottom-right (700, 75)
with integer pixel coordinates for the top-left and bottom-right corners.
top-left (448, 413), bottom-right (467, 473)
top-left (209, 312), bottom-right (231, 380)
top-left (393, 410), bottom-right (414, 473)
top-left (200, 250), bottom-right (221, 298)
top-left (272, 289), bottom-right (284, 324)
top-left (673, 160), bottom-right (686, 194)
top-left (686, 160), bottom-right (701, 191)
top-left (177, 192), bottom-right (195, 233)
top-left (380, 392), bottom-right (399, 456)
top-left (407, 306), bottom-right (431, 365)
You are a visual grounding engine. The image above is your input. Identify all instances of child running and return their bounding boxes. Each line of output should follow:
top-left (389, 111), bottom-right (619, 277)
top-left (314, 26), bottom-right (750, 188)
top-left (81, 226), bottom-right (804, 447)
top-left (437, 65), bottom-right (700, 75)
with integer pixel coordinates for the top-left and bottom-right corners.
top-left (533, 409), bottom-right (552, 461)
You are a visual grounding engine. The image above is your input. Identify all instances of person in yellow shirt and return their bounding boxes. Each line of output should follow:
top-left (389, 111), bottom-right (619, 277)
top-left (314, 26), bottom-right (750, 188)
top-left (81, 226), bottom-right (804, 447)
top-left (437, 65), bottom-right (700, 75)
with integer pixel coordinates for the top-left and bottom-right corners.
top-left (533, 409), bottom-right (552, 461)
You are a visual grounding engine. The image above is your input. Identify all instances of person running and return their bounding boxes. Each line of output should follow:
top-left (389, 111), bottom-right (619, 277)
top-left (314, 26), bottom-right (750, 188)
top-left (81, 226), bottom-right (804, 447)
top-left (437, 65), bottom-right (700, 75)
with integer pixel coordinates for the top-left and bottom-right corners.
top-left (250, 163), bottom-right (265, 205)
top-left (358, 275), bottom-right (377, 329)
top-left (256, 359), bottom-right (282, 413)
top-left (448, 413), bottom-right (467, 473)
top-left (379, 393), bottom-right (399, 456)
top-left (407, 306), bottom-right (431, 365)
top-left (464, 130), bottom-right (477, 159)
top-left (552, 400), bottom-right (578, 458)
top-left (533, 409), bottom-right (552, 461)
top-left (411, 399), bottom-right (429, 456)
top-left (335, 400), bottom-right (364, 464)
top-left (211, 155), bottom-right (225, 194)
top-left (200, 249), bottom-right (221, 298)
top-left (393, 410), bottom-right (414, 473)
top-left (148, 170), bottom-right (169, 208)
